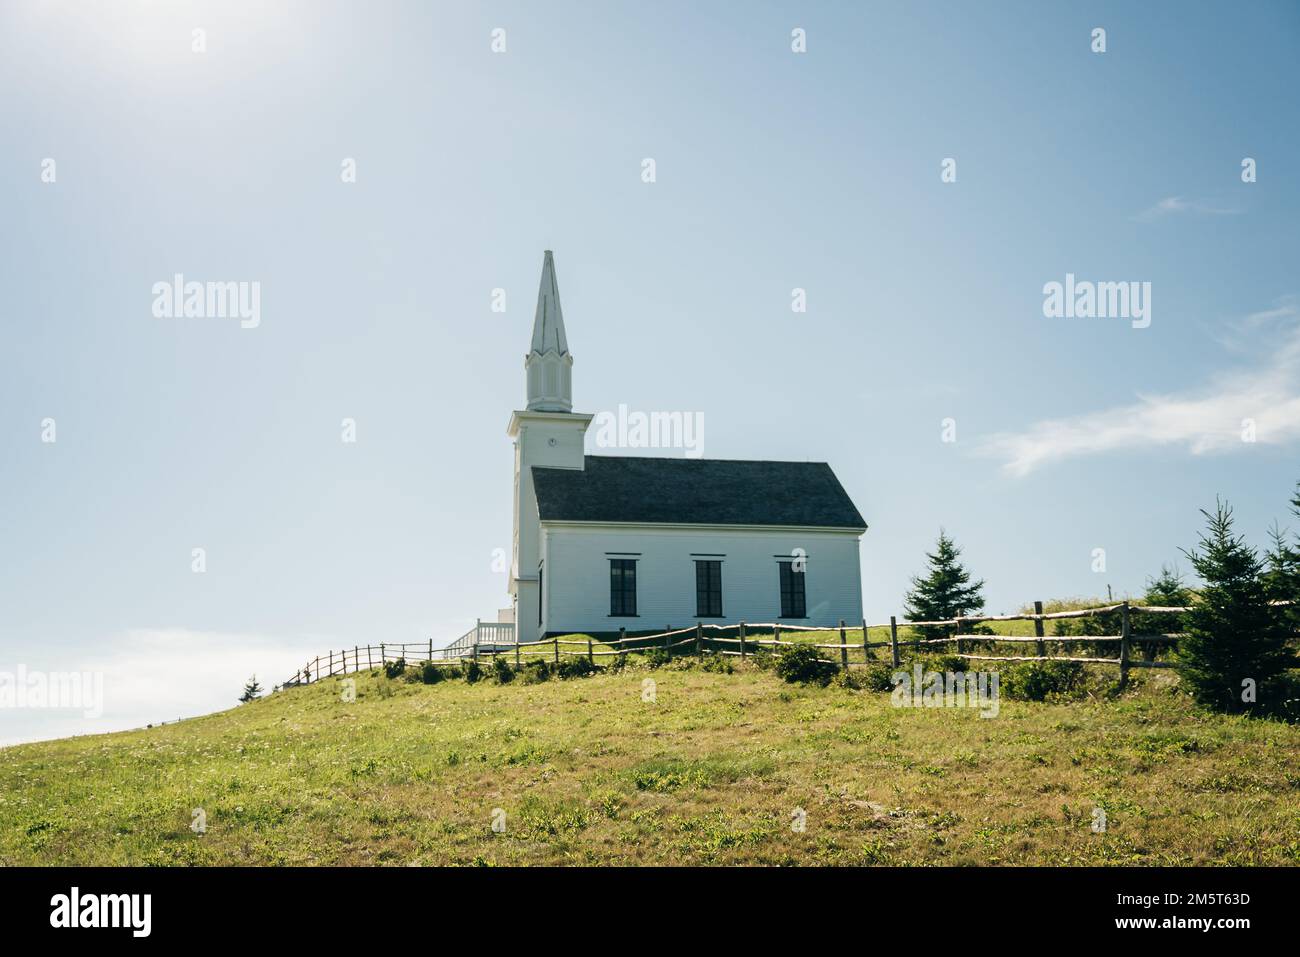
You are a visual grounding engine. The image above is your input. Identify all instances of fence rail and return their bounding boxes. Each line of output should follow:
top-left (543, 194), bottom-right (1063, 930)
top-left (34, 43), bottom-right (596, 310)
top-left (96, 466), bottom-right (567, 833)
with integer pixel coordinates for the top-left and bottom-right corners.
top-left (280, 600), bottom-right (1215, 689)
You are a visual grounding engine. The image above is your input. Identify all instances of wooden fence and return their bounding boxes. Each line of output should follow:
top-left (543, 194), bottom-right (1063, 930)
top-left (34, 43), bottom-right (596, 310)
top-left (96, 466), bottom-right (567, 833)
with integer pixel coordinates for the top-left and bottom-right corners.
top-left (281, 600), bottom-right (1193, 690)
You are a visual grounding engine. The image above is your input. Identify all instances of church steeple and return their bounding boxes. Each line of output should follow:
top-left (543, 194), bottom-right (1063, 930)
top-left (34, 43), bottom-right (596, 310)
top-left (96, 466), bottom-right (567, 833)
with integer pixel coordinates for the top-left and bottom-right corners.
top-left (525, 250), bottom-right (573, 412)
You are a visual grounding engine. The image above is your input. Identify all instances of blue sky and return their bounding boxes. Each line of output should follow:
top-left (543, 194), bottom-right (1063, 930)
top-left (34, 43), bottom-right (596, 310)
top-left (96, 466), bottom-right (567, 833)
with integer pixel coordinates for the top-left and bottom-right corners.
top-left (2, 0), bottom-right (1298, 744)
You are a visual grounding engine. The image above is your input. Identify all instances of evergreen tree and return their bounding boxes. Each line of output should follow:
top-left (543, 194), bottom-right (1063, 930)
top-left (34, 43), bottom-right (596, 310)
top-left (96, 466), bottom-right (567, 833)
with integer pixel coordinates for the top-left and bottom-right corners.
top-left (1263, 483), bottom-right (1300, 599)
top-left (1177, 499), bottom-right (1291, 714)
top-left (1144, 564), bottom-right (1194, 608)
top-left (1134, 565), bottom-right (1194, 660)
top-left (1262, 482), bottom-right (1300, 642)
top-left (903, 530), bottom-right (986, 642)
top-left (239, 675), bottom-right (264, 703)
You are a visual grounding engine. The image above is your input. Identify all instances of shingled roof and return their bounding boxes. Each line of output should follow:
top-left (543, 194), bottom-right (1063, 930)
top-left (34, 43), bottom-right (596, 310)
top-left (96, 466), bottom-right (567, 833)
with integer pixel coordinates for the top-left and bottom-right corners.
top-left (531, 456), bottom-right (866, 530)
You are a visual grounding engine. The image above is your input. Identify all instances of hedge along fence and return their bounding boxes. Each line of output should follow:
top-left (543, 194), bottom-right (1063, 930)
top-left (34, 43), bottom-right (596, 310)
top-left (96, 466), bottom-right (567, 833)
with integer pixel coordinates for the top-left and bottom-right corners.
top-left (281, 600), bottom-right (1204, 690)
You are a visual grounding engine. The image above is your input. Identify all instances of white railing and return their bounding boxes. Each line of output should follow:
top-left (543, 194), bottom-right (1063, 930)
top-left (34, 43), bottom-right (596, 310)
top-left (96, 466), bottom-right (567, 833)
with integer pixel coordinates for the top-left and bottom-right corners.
top-left (438, 619), bottom-right (516, 659)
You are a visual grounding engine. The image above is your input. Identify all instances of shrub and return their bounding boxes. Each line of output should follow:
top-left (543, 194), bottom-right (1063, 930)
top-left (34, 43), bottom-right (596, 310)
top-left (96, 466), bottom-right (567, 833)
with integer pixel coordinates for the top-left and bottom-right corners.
top-left (922, 654), bottom-right (969, 673)
top-left (463, 660), bottom-right (484, 684)
top-left (748, 646), bottom-right (776, 671)
top-left (1001, 661), bottom-right (1085, 701)
top-left (831, 669), bottom-right (862, 690)
top-left (860, 661), bottom-right (898, 692)
top-left (698, 652), bottom-right (734, 674)
top-left (492, 657), bottom-right (515, 683)
top-left (383, 657), bottom-right (406, 680)
top-left (556, 656), bottom-right (596, 679)
top-left (519, 660), bottom-right (551, 684)
top-left (420, 662), bottom-right (443, 684)
top-left (774, 645), bottom-right (839, 686)
top-left (643, 648), bottom-right (670, 669)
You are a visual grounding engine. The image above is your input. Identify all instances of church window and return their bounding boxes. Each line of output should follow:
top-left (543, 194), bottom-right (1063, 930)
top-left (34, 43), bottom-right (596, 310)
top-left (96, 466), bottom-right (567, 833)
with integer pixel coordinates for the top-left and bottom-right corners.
top-left (778, 561), bottom-right (806, 618)
top-left (695, 560), bottom-right (723, 618)
top-left (609, 559), bottom-right (637, 616)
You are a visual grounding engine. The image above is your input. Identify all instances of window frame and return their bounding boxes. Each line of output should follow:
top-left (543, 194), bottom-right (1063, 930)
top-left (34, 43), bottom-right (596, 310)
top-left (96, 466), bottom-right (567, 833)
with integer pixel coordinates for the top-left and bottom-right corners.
top-left (778, 561), bottom-right (807, 619)
top-left (694, 559), bottom-right (724, 618)
top-left (609, 558), bottom-right (638, 617)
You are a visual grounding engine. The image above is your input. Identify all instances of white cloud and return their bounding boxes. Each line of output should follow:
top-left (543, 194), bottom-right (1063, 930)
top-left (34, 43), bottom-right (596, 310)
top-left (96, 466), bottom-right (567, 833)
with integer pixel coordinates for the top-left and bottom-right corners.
top-left (982, 299), bottom-right (1300, 477)
top-left (2, 628), bottom-right (332, 748)
top-left (1134, 195), bottom-right (1242, 222)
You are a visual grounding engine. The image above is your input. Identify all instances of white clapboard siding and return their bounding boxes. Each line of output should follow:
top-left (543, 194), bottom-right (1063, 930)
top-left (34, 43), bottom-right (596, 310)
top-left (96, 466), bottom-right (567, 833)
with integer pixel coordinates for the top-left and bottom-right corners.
top-left (539, 522), bottom-right (863, 633)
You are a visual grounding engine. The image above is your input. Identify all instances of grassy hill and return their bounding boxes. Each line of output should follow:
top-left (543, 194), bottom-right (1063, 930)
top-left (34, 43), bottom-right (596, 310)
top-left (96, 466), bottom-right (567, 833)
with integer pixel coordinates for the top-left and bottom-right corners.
top-left (4, 653), bottom-right (1299, 866)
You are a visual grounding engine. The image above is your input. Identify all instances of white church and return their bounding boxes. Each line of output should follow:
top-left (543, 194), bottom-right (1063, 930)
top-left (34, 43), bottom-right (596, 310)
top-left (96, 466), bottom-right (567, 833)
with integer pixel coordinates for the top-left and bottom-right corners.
top-left (505, 251), bottom-right (867, 643)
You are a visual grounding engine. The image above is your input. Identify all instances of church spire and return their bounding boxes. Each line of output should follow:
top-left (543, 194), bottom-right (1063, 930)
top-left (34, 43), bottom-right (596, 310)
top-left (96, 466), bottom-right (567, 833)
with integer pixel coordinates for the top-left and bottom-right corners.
top-left (524, 250), bottom-right (574, 412)
top-left (530, 250), bottom-right (569, 356)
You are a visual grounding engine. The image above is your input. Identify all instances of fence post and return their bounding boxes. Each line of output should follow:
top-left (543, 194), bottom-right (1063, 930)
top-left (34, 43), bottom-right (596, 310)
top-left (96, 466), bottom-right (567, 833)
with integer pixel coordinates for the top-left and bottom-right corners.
top-left (314, 656), bottom-right (320, 683)
top-left (1034, 600), bottom-right (1045, 659)
top-left (839, 620), bottom-right (848, 670)
top-left (695, 622), bottom-right (702, 656)
top-left (587, 636), bottom-right (594, 665)
top-left (889, 616), bottom-right (900, 668)
top-left (367, 645), bottom-right (373, 669)
top-left (862, 618), bottom-right (871, 661)
top-left (618, 627), bottom-right (626, 664)
top-left (774, 624), bottom-right (781, 650)
top-left (553, 637), bottom-right (559, 665)
top-left (739, 621), bottom-right (746, 659)
top-left (1119, 601), bottom-right (1131, 689)
top-left (428, 638), bottom-right (433, 663)
top-left (664, 628), bottom-right (670, 655)
top-left (515, 633), bottom-right (521, 667)
top-left (328, 649), bottom-right (334, 676)
top-left (955, 619), bottom-right (964, 656)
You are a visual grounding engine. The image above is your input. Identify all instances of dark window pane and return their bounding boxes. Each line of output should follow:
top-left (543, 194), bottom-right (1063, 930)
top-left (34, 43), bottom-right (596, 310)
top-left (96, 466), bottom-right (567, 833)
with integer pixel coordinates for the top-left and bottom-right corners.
top-left (695, 560), bottom-right (722, 617)
top-left (779, 562), bottom-right (806, 618)
top-left (610, 559), bottom-right (637, 616)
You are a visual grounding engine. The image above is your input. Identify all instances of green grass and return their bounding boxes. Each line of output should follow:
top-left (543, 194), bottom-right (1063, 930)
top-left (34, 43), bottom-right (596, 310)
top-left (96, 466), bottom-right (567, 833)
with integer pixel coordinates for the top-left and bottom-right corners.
top-left (4, 647), bottom-right (1299, 866)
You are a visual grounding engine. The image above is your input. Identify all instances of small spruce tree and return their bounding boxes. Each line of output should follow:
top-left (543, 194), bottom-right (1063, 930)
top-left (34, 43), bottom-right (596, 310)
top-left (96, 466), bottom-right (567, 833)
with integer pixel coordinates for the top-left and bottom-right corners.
top-left (1134, 565), bottom-right (1195, 660)
top-left (1177, 499), bottom-right (1291, 714)
top-left (903, 530), bottom-right (986, 643)
top-left (239, 675), bottom-right (264, 704)
top-left (1263, 482), bottom-right (1300, 631)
